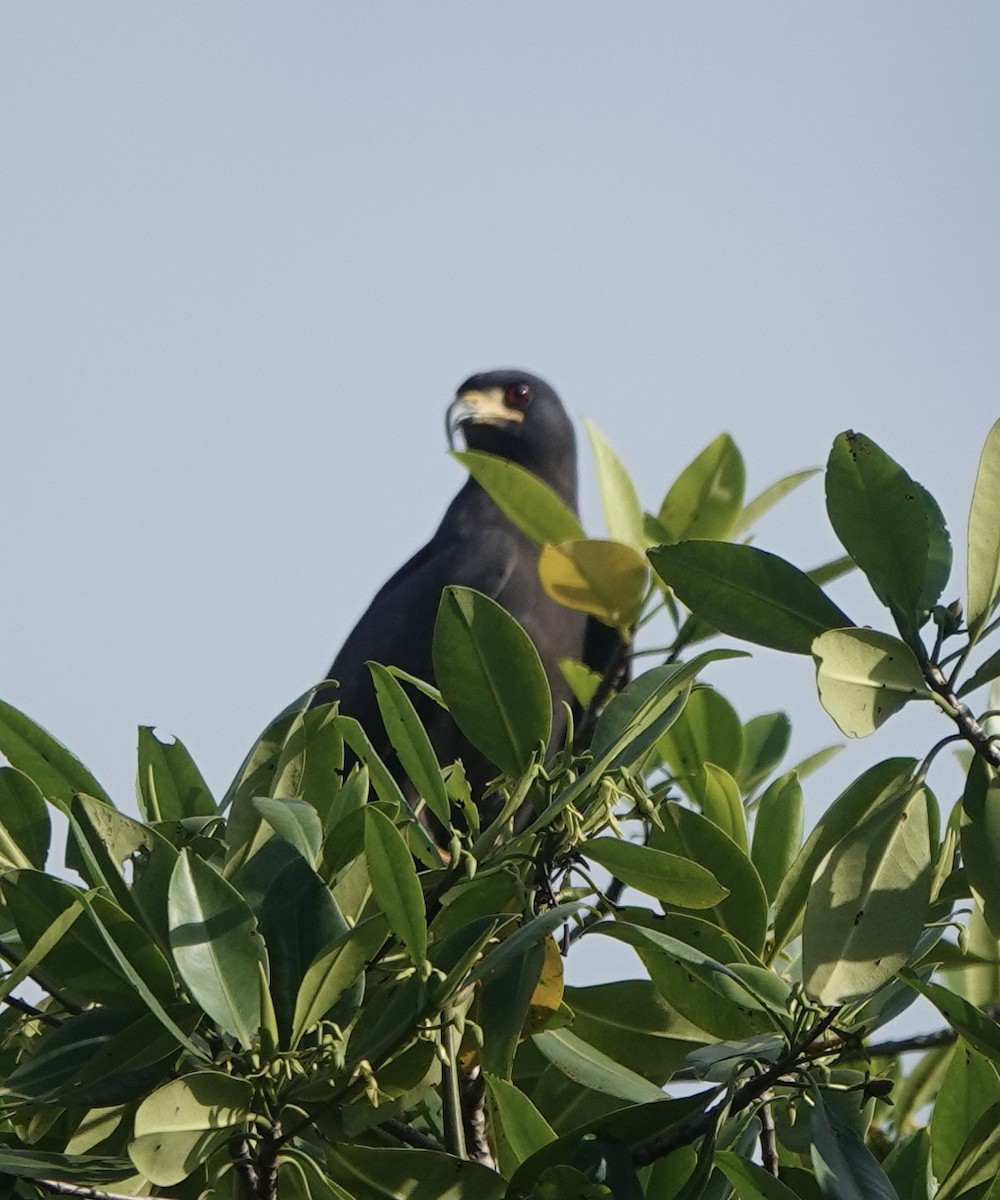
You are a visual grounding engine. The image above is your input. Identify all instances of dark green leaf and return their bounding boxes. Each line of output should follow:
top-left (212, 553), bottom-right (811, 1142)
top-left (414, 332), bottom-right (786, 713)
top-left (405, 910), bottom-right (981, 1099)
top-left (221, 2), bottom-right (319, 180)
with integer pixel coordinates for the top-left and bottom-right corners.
top-left (738, 711), bottom-right (791, 791)
top-left (167, 850), bottom-right (266, 1046)
top-left (326, 1142), bottom-right (506, 1200)
top-left (252, 796), bottom-right (323, 865)
top-left (930, 1042), bottom-right (1000, 1184)
top-left (565, 980), bottom-right (706, 1085)
top-left (0, 767), bottom-right (49, 869)
top-left (136, 727), bottom-right (216, 821)
top-left (257, 854), bottom-right (349, 1044)
top-left (904, 975), bottom-right (1000, 1066)
top-left (649, 541), bottom-right (853, 655)
top-left (583, 836), bottom-right (728, 908)
top-left (714, 1150), bottom-right (802, 1199)
top-left (658, 686), bottom-right (744, 792)
top-left (433, 585), bottom-right (551, 777)
top-left (369, 662), bottom-right (451, 828)
top-left (479, 938), bottom-right (545, 1078)
top-left (962, 777), bottom-right (1000, 939)
top-left (292, 913), bottom-right (389, 1046)
top-left (957, 644), bottom-right (1000, 698)
top-left (882, 1131), bottom-right (932, 1200)
top-left (484, 1073), bottom-right (555, 1177)
top-left (935, 1100), bottom-right (1000, 1200)
top-left (809, 1088), bottom-right (900, 1199)
top-left (651, 803), bottom-right (768, 955)
top-left (0, 699), bottom-right (111, 810)
top-left (751, 771), bottom-right (804, 902)
top-left (826, 430), bottom-right (951, 642)
top-left (532, 1028), bottom-right (665, 1103)
top-left (364, 806), bottom-right (427, 972)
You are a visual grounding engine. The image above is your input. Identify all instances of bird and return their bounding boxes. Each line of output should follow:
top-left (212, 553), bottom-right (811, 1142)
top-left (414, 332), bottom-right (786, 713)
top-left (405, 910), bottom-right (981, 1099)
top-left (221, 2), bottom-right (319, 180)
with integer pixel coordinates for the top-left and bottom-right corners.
top-left (314, 369), bottom-right (623, 808)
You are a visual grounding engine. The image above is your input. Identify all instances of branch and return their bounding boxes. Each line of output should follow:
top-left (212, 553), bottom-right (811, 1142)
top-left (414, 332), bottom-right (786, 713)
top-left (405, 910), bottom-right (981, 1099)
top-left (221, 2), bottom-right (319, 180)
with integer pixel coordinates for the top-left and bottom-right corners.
top-left (379, 1119), bottom-right (445, 1152)
top-left (633, 1008), bottom-right (842, 1166)
top-left (923, 662), bottom-right (1000, 769)
top-left (35, 1183), bottom-right (172, 1200)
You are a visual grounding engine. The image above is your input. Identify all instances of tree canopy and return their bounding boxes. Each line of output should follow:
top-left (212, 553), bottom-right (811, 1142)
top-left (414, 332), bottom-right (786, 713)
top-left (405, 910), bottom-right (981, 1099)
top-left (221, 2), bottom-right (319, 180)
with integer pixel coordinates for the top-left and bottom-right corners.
top-left (1, 419), bottom-right (999, 1199)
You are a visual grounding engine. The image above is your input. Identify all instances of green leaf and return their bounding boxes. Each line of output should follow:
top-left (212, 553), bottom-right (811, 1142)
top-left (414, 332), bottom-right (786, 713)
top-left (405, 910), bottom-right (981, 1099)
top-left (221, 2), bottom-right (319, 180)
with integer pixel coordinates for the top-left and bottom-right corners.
top-left (129, 1071), bottom-right (253, 1186)
top-left (252, 796), bottom-right (323, 865)
top-left (532, 1027), bottom-right (665, 1103)
top-left (930, 1042), bottom-right (1000, 1184)
top-left (0, 1149), bottom-right (133, 1185)
top-left (595, 919), bottom-right (774, 1040)
top-left (658, 686), bottom-right (744, 792)
top-left (802, 784), bottom-right (933, 1004)
top-left (738, 711), bottom-right (791, 791)
top-left (651, 803), bottom-right (768, 955)
top-left (967, 418), bottom-right (1000, 642)
top-left (433, 586), bottom-right (551, 777)
top-left (1, 871), bottom-right (175, 1012)
top-left (935, 1099), bottom-right (1000, 1200)
top-left (714, 1150), bottom-right (802, 1199)
top-left (452, 448), bottom-right (585, 545)
top-left (0, 698), bottom-right (111, 810)
top-left (582, 836), bottom-right (729, 908)
top-left (809, 1088), bottom-right (900, 1200)
top-left (483, 1073), bottom-right (555, 1176)
top-left (962, 774), bottom-right (1000, 939)
top-left (772, 757), bottom-right (918, 952)
top-left (565, 980), bottom-right (706, 1085)
top-left (220, 690), bottom-right (310, 813)
top-left (697, 764), bottom-right (748, 852)
top-left (585, 420), bottom-right (646, 550)
top-left (364, 807), bottom-right (427, 973)
top-left (957, 644), bottom-right (1000, 698)
top-left (539, 538), bottom-right (648, 627)
top-left (479, 939), bottom-right (545, 1078)
top-left (734, 468), bottom-right (819, 535)
top-left (325, 1143), bottom-right (506, 1200)
top-left (826, 430), bottom-right (952, 642)
top-left (257, 854), bottom-right (350, 1044)
top-left (3, 1004), bottom-right (194, 1106)
top-left (904, 975), bottom-right (1000, 1066)
top-left (0, 767), bottom-right (49, 868)
top-left (292, 914), bottom-right (388, 1046)
top-left (369, 662), bottom-right (451, 828)
top-left (136, 727), bottom-right (216, 821)
top-left (751, 771), bottom-right (804, 902)
top-left (882, 1131), bottom-right (932, 1200)
top-left (813, 628), bottom-right (932, 737)
top-left (167, 850), bottom-right (266, 1046)
top-left (649, 541), bottom-right (853, 654)
top-left (658, 433), bottom-right (745, 542)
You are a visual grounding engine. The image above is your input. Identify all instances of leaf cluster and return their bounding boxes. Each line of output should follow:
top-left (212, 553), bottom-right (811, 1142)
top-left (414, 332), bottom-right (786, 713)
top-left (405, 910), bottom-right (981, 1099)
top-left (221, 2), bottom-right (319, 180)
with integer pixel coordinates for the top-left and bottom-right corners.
top-left (0, 420), bottom-right (999, 1199)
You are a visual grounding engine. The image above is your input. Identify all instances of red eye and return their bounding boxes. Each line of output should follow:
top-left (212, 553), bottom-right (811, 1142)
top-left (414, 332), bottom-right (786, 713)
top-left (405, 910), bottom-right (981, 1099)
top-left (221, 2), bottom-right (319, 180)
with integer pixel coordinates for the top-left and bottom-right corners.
top-left (505, 382), bottom-right (533, 409)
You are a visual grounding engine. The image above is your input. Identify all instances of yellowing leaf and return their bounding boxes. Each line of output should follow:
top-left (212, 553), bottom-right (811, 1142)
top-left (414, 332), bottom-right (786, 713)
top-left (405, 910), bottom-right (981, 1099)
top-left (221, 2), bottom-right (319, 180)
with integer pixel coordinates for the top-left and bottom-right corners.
top-left (539, 539), bottom-right (648, 628)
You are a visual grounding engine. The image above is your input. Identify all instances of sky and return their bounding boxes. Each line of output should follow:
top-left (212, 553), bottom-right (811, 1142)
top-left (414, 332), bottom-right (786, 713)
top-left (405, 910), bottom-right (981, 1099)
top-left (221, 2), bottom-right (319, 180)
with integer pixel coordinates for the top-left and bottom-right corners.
top-left (3, 6), bottom-right (1000, 989)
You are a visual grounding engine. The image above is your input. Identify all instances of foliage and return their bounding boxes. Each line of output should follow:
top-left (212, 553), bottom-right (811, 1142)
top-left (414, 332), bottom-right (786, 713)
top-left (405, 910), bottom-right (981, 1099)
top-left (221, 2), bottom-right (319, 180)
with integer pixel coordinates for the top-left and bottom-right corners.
top-left (0, 419), bottom-right (999, 1200)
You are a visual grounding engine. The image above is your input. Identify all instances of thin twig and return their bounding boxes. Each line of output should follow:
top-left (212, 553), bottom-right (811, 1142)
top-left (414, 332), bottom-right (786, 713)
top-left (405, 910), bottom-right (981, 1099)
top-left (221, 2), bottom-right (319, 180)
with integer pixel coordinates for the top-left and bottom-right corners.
top-left (759, 1096), bottom-right (779, 1177)
top-left (35, 1183), bottom-right (170, 1200)
top-left (379, 1119), bottom-right (445, 1152)
top-left (633, 1007), bottom-right (842, 1166)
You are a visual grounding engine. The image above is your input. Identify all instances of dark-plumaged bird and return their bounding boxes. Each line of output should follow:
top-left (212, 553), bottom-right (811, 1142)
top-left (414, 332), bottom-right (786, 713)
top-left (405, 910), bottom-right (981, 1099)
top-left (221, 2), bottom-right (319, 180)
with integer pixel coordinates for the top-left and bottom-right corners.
top-left (315, 369), bottom-right (621, 804)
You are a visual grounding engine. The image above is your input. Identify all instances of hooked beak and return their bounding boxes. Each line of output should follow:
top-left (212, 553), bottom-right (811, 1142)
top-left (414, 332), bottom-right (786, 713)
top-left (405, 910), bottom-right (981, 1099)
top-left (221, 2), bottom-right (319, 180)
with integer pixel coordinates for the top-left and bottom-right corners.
top-left (445, 387), bottom-right (524, 450)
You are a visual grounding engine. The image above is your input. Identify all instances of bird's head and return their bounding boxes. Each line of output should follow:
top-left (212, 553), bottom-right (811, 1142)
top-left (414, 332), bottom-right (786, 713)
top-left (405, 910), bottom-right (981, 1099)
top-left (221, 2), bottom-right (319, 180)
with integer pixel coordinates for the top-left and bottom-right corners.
top-left (446, 369), bottom-right (577, 498)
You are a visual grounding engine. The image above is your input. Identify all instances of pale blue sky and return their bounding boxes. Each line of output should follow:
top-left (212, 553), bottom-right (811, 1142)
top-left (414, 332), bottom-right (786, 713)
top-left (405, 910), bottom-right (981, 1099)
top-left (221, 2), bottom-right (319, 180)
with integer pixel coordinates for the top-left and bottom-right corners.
top-left (3, 5), bottom-right (999, 944)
